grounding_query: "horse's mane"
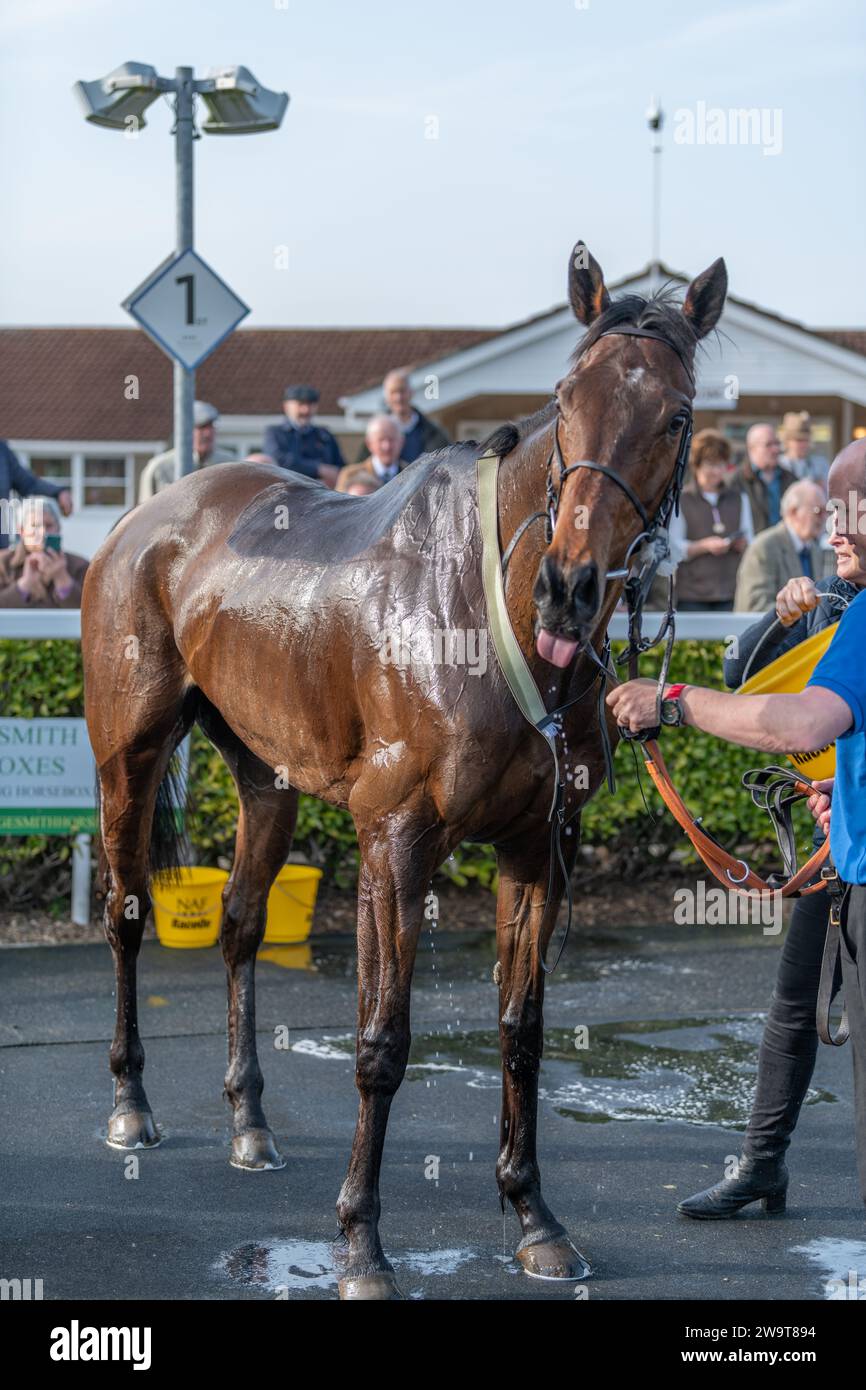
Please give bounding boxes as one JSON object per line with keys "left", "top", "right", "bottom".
{"left": 479, "top": 284, "right": 699, "bottom": 460}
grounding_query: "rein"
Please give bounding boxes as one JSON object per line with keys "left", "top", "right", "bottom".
{"left": 479, "top": 323, "right": 832, "bottom": 979}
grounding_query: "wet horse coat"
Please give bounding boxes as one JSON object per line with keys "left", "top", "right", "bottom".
{"left": 82, "top": 241, "right": 727, "bottom": 1297}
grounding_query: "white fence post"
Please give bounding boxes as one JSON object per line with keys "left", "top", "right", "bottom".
{"left": 71, "top": 833, "right": 91, "bottom": 926}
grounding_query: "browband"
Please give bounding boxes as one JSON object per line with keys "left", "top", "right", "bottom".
{"left": 596, "top": 326, "right": 696, "bottom": 392}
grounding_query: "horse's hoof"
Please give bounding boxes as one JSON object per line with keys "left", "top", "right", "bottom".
{"left": 338, "top": 1272, "right": 403, "bottom": 1301}
{"left": 516, "top": 1236, "right": 591, "bottom": 1281}
{"left": 230, "top": 1128, "right": 286, "bottom": 1171}
{"left": 106, "top": 1108, "right": 161, "bottom": 1150}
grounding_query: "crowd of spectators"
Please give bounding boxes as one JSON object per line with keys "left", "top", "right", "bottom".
{"left": 669, "top": 411, "right": 835, "bottom": 611}
{"left": 0, "top": 379, "right": 841, "bottom": 614}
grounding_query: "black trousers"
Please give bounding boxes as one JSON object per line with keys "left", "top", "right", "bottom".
{"left": 840, "top": 884, "right": 866, "bottom": 1205}
{"left": 743, "top": 889, "right": 835, "bottom": 1160}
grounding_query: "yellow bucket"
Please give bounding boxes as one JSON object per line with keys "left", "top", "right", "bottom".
{"left": 151, "top": 867, "right": 228, "bottom": 949}
{"left": 738, "top": 624, "right": 837, "bottom": 780}
{"left": 264, "top": 865, "right": 322, "bottom": 944}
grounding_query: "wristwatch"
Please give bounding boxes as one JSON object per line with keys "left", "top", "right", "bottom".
{"left": 659, "top": 682, "right": 690, "bottom": 727}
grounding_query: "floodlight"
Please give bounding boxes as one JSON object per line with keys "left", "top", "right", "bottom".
{"left": 73, "top": 61, "right": 162, "bottom": 131}
{"left": 198, "top": 66, "right": 289, "bottom": 134}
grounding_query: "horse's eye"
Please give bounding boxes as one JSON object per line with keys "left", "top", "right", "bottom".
{"left": 668, "top": 413, "right": 687, "bottom": 435}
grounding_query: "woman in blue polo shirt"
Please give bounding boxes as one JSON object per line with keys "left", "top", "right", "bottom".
{"left": 608, "top": 438, "right": 866, "bottom": 1211}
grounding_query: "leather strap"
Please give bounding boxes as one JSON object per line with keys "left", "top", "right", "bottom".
{"left": 642, "top": 738, "right": 830, "bottom": 897}
{"left": 817, "top": 866, "right": 849, "bottom": 1045}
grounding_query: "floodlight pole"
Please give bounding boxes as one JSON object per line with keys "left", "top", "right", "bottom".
{"left": 174, "top": 67, "right": 195, "bottom": 480}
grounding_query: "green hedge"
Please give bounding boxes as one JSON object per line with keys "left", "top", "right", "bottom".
{"left": 0, "top": 638, "right": 807, "bottom": 909}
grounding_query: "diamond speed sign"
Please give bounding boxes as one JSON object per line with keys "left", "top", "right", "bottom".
{"left": 123, "top": 249, "right": 250, "bottom": 370}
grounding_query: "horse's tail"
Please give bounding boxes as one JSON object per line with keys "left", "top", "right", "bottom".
{"left": 93, "top": 748, "right": 189, "bottom": 899}
{"left": 148, "top": 753, "right": 189, "bottom": 878}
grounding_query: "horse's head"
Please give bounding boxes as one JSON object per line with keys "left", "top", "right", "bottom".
{"left": 533, "top": 242, "right": 727, "bottom": 666}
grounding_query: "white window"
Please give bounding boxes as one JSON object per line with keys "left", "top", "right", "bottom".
{"left": 10, "top": 442, "right": 164, "bottom": 512}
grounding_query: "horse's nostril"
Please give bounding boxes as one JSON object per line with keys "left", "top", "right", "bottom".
{"left": 571, "top": 562, "right": 599, "bottom": 617}
{"left": 533, "top": 554, "right": 565, "bottom": 607}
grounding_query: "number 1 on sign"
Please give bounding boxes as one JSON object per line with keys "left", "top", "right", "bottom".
{"left": 176, "top": 273, "right": 195, "bottom": 325}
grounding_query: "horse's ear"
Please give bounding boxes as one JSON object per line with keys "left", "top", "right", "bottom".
{"left": 682, "top": 257, "right": 728, "bottom": 339}
{"left": 569, "top": 242, "right": 611, "bottom": 325}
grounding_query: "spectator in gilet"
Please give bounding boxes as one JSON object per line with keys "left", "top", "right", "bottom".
{"left": 0, "top": 498, "right": 88, "bottom": 608}
{"left": 780, "top": 411, "right": 829, "bottom": 492}
{"left": 739, "top": 423, "right": 796, "bottom": 533}
{"left": 356, "top": 370, "right": 449, "bottom": 465}
{"left": 669, "top": 430, "right": 753, "bottom": 610}
{"left": 734, "top": 480, "right": 827, "bottom": 612}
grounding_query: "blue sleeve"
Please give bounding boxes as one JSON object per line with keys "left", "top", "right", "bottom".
{"left": 328, "top": 433, "right": 346, "bottom": 470}
{"left": 262, "top": 425, "right": 287, "bottom": 466}
{"left": 807, "top": 596, "right": 866, "bottom": 733}
{"left": 6, "top": 444, "right": 63, "bottom": 500}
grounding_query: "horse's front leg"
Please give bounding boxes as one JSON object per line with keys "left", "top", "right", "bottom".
{"left": 335, "top": 811, "right": 444, "bottom": 1301}
{"left": 494, "top": 836, "right": 591, "bottom": 1281}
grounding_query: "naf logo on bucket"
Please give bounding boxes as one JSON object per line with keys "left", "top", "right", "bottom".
{"left": 49, "top": 1321, "right": 152, "bottom": 1371}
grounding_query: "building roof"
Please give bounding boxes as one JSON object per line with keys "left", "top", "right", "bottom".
{"left": 2, "top": 267, "right": 864, "bottom": 442}
{"left": 0, "top": 325, "right": 497, "bottom": 441}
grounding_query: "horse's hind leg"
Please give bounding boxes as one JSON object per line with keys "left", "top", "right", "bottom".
{"left": 197, "top": 701, "right": 298, "bottom": 1171}
{"left": 494, "top": 836, "right": 591, "bottom": 1281}
{"left": 99, "top": 720, "right": 188, "bottom": 1150}
{"left": 335, "top": 809, "right": 446, "bottom": 1300}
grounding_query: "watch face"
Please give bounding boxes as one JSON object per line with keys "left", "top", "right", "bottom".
{"left": 660, "top": 698, "right": 680, "bottom": 726}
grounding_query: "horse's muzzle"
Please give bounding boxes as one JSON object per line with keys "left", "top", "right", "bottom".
{"left": 533, "top": 556, "right": 599, "bottom": 666}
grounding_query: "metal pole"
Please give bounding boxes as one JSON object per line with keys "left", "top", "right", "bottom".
{"left": 174, "top": 66, "right": 195, "bottom": 479}
{"left": 651, "top": 135, "right": 662, "bottom": 279}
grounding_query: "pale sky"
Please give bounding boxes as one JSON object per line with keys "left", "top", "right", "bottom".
{"left": 2, "top": 0, "right": 864, "bottom": 329}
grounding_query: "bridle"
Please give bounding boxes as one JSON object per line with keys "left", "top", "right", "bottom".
{"left": 490, "top": 324, "right": 837, "bottom": 995}
{"left": 502, "top": 326, "right": 696, "bottom": 786}
{"left": 496, "top": 325, "right": 697, "bottom": 970}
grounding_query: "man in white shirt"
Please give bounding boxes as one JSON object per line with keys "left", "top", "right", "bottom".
{"left": 339, "top": 415, "right": 404, "bottom": 489}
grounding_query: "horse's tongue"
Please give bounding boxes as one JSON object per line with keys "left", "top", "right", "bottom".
{"left": 536, "top": 629, "right": 579, "bottom": 668}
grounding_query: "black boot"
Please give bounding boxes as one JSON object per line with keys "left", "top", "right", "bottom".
{"left": 677, "top": 1155, "right": 788, "bottom": 1219}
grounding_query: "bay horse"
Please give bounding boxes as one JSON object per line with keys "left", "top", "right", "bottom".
{"left": 81, "top": 242, "right": 726, "bottom": 1299}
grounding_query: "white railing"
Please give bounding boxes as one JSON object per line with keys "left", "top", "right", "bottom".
{"left": 0, "top": 609, "right": 763, "bottom": 641}
{"left": 0, "top": 607, "right": 763, "bottom": 925}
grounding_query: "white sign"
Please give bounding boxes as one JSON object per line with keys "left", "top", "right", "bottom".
{"left": 123, "top": 248, "right": 250, "bottom": 370}
{"left": 0, "top": 718, "right": 96, "bottom": 835}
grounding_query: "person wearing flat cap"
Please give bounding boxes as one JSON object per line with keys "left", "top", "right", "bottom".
{"left": 263, "top": 386, "right": 345, "bottom": 488}
{"left": 138, "top": 401, "right": 235, "bottom": 502}
{"left": 781, "top": 411, "right": 830, "bottom": 491}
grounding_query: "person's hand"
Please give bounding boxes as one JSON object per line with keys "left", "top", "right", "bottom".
{"left": 606, "top": 678, "right": 662, "bottom": 733}
{"left": 776, "top": 575, "right": 818, "bottom": 627}
{"left": 806, "top": 777, "right": 833, "bottom": 836}
{"left": 38, "top": 548, "right": 71, "bottom": 590}
{"left": 696, "top": 535, "right": 731, "bottom": 556}
{"left": 56, "top": 489, "right": 73, "bottom": 516}
{"left": 318, "top": 464, "right": 339, "bottom": 489}
{"left": 730, "top": 535, "right": 747, "bottom": 554}
{"left": 17, "top": 552, "right": 47, "bottom": 598}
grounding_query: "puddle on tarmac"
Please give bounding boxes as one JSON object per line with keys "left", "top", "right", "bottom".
{"left": 791, "top": 1238, "right": 866, "bottom": 1299}
{"left": 217, "top": 1238, "right": 477, "bottom": 1297}
{"left": 304, "top": 929, "right": 679, "bottom": 986}
{"left": 285, "top": 1014, "right": 837, "bottom": 1128}
{"left": 407, "top": 1016, "right": 835, "bottom": 1127}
